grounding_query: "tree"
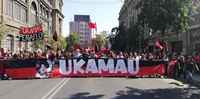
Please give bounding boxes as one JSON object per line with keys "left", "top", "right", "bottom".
{"left": 111, "top": 27, "right": 119, "bottom": 35}
{"left": 111, "top": 24, "right": 127, "bottom": 51}
{"left": 57, "top": 36, "right": 67, "bottom": 50}
{"left": 138, "top": 0, "right": 192, "bottom": 34}
{"left": 108, "top": 27, "right": 119, "bottom": 49}
{"left": 126, "top": 23, "right": 142, "bottom": 51}
{"left": 45, "top": 33, "right": 67, "bottom": 51}
{"left": 67, "top": 32, "right": 79, "bottom": 48}
{"left": 33, "top": 31, "right": 48, "bottom": 50}
{"left": 34, "top": 39, "right": 44, "bottom": 50}
{"left": 110, "top": 0, "right": 196, "bottom": 52}
{"left": 93, "top": 32, "right": 107, "bottom": 49}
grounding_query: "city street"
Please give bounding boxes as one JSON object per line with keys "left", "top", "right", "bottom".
{"left": 0, "top": 78, "right": 200, "bottom": 99}
{"left": 1, "top": 0, "right": 200, "bottom": 99}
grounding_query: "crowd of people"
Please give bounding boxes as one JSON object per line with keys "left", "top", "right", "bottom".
{"left": 1, "top": 47, "right": 200, "bottom": 80}
{"left": 169, "top": 53, "right": 200, "bottom": 81}
{"left": 0, "top": 47, "right": 200, "bottom": 65}
{"left": 0, "top": 47, "right": 169, "bottom": 60}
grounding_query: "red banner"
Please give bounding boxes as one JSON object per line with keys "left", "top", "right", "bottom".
{"left": 18, "top": 24, "right": 43, "bottom": 42}
{"left": 19, "top": 24, "right": 43, "bottom": 35}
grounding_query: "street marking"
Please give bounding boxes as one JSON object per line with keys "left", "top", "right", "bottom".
{"left": 48, "top": 78, "right": 70, "bottom": 99}
{"left": 41, "top": 78, "right": 70, "bottom": 99}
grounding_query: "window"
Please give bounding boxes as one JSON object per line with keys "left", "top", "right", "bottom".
{"left": 48, "top": 0, "right": 52, "bottom": 5}
{"left": 5, "top": 0, "right": 13, "bottom": 17}
{"left": 21, "top": 0, "right": 27, "bottom": 3}
{"left": 40, "top": 5, "right": 43, "bottom": 15}
{"left": 1, "top": 35, "right": 14, "bottom": 52}
{"left": 30, "top": 2, "right": 37, "bottom": 25}
{"left": 14, "top": 2, "right": 21, "bottom": 20}
{"left": 21, "top": 7, "right": 27, "bottom": 23}
{"left": 43, "top": 8, "right": 45, "bottom": 17}
{"left": 42, "top": 21, "right": 48, "bottom": 32}
{"left": 59, "top": 1, "right": 62, "bottom": 11}
{"left": 46, "top": 11, "right": 49, "bottom": 18}
{"left": 59, "top": 19, "right": 62, "bottom": 34}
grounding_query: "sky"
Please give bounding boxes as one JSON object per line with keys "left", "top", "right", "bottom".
{"left": 62, "top": 0, "right": 123, "bottom": 37}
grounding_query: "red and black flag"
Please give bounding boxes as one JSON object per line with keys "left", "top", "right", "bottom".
{"left": 155, "top": 39, "right": 164, "bottom": 50}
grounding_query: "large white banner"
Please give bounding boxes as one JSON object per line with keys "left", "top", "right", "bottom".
{"left": 59, "top": 58, "right": 140, "bottom": 76}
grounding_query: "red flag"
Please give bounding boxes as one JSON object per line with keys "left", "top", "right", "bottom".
{"left": 88, "top": 22, "right": 96, "bottom": 29}
{"left": 155, "top": 40, "right": 164, "bottom": 50}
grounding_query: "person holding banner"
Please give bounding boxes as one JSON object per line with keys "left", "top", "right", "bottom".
{"left": 0, "top": 51, "right": 4, "bottom": 59}
{"left": 73, "top": 49, "right": 82, "bottom": 58}
{"left": 117, "top": 52, "right": 124, "bottom": 58}
{"left": 46, "top": 49, "right": 55, "bottom": 73}
{"left": 35, "top": 49, "right": 48, "bottom": 79}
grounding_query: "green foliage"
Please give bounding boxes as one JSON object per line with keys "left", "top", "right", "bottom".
{"left": 111, "top": 0, "right": 194, "bottom": 52}
{"left": 94, "top": 32, "right": 107, "bottom": 48}
{"left": 138, "top": 0, "right": 192, "bottom": 33}
{"left": 43, "top": 32, "right": 49, "bottom": 38}
{"left": 111, "top": 23, "right": 143, "bottom": 52}
{"left": 33, "top": 31, "right": 48, "bottom": 50}
{"left": 33, "top": 31, "right": 67, "bottom": 51}
{"left": 34, "top": 39, "right": 44, "bottom": 49}
{"left": 67, "top": 32, "right": 79, "bottom": 48}
{"left": 111, "top": 25, "right": 128, "bottom": 51}
{"left": 111, "top": 27, "right": 119, "bottom": 34}
{"left": 57, "top": 36, "right": 67, "bottom": 50}
{"left": 126, "top": 23, "right": 142, "bottom": 51}
{"left": 46, "top": 34, "right": 67, "bottom": 51}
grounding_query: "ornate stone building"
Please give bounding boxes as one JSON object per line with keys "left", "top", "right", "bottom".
{"left": 119, "top": 0, "right": 140, "bottom": 29}
{"left": 119, "top": 0, "right": 200, "bottom": 54}
{"left": 187, "top": 12, "right": 200, "bottom": 54}
{"left": 0, "top": 0, "right": 64, "bottom": 52}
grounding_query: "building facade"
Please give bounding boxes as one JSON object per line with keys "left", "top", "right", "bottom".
{"left": 119, "top": 0, "right": 140, "bottom": 29}
{"left": 118, "top": 0, "right": 200, "bottom": 54}
{"left": 0, "top": 0, "right": 64, "bottom": 52}
{"left": 69, "top": 15, "right": 92, "bottom": 47}
{"left": 187, "top": 13, "right": 200, "bottom": 54}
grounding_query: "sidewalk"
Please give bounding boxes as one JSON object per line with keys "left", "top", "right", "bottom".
{"left": 192, "top": 73, "right": 200, "bottom": 87}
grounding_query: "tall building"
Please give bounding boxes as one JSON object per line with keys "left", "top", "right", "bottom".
{"left": 0, "top": 0, "right": 64, "bottom": 52}
{"left": 69, "top": 15, "right": 92, "bottom": 47}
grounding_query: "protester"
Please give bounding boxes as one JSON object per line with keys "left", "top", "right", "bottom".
{"left": 73, "top": 49, "right": 82, "bottom": 58}
{"left": 35, "top": 49, "right": 48, "bottom": 79}
{"left": 1, "top": 46, "right": 200, "bottom": 80}
{"left": 0, "top": 51, "right": 4, "bottom": 59}
{"left": 117, "top": 52, "right": 124, "bottom": 58}
{"left": 46, "top": 49, "right": 55, "bottom": 73}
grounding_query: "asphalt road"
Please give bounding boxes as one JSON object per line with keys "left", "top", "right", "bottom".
{"left": 0, "top": 78, "right": 200, "bottom": 99}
